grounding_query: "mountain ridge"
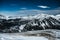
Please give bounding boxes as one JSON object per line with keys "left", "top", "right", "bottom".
{"left": 0, "top": 13, "right": 60, "bottom": 32}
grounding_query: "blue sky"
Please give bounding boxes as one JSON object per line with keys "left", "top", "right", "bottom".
{"left": 0, "top": 0, "right": 60, "bottom": 16}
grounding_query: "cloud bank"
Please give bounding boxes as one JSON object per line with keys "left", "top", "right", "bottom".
{"left": 38, "top": 6, "right": 50, "bottom": 8}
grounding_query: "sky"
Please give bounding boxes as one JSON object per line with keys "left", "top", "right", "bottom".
{"left": 0, "top": 0, "right": 60, "bottom": 16}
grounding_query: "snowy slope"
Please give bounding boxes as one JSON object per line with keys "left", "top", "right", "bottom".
{"left": 0, "top": 34, "right": 48, "bottom": 40}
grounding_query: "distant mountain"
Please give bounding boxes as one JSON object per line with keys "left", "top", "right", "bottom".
{"left": 0, "top": 13, "right": 60, "bottom": 33}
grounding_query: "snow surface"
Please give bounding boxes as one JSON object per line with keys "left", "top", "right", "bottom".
{"left": 0, "top": 34, "right": 48, "bottom": 40}
{"left": 0, "top": 30, "right": 60, "bottom": 40}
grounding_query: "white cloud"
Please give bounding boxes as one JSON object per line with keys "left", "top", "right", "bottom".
{"left": 20, "top": 8, "right": 27, "bottom": 10}
{"left": 38, "top": 6, "right": 50, "bottom": 8}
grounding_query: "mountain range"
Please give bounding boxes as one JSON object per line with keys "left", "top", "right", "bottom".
{"left": 0, "top": 13, "right": 60, "bottom": 33}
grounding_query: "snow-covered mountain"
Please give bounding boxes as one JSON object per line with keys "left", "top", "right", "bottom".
{"left": 0, "top": 13, "right": 60, "bottom": 33}
{"left": 18, "top": 13, "right": 60, "bottom": 20}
